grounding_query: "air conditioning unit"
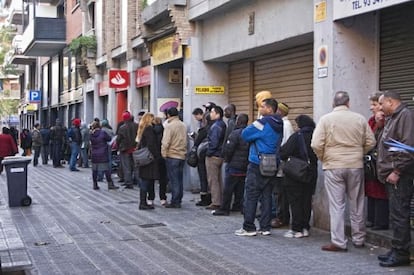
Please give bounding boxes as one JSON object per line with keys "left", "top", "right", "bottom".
{"left": 168, "top": 68, "right": 182, "bottom": 83}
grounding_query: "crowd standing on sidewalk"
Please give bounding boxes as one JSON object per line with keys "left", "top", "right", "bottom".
{"left": 3, "top": 89, "right": 413, "bottom": 269}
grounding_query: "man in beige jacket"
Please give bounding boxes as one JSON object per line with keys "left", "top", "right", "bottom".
{"left": 311, "top": 91, "right": 376, "bottom": 252}
{"left": 162, "top": 107, "right": 187, "bottom": 208}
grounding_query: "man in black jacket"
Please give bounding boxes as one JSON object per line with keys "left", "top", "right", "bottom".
{"left": 205, "top": 106, "right": 226, "bottom": 210}
{"left": 213, "top": 113, "right": 249, "bottom": 216}
{"left": 50, "top": 119, "right": 66, "bottom": 168}
{"left": 377, "top": 90, "right": 414, "bottom": 267}
{"left": 116, "top": 111, "right": 138, "bottom": 189}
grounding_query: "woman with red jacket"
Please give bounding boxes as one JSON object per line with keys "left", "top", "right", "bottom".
{"left": 0, "top": 127, "right": 18, "bottom": 174}
{"left": 365, "top": 92, "right": 389, "bottom": 230}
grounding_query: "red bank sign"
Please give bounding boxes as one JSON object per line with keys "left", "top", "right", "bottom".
{"left": 136, "top": 66, "right": 151, "bottom": 87}
{"left": 108, "top": 70, "right": 129, "bottom": 89}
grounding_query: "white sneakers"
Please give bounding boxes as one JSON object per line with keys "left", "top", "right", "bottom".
{"left": 235, "top": 229, "right": 271, "bottom": 236}
{"left": 258, "top": 230, "right": 271, "bottom": 236}
{"left": 284, "top": 229, "right": 310, "bottom": 238}
{"left": 235, "top": 228, "right": 309, "bottom": 238}
{"left": 284, "top": 230, "right": 304, "bottom": 238}
{"left": 234, "top": 229, "right": 257, "bottom": 236}
{"left": 160, "top": 200, "right": 166, "bottom": 206}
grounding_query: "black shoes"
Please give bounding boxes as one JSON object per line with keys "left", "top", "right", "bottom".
{"left": 139, "top": 204, "right": 154, "bottom": 210}
{"left": 124, "top": 185, "right": 133, "bottom": 189}
{"left": 195, "top": 200, "right": 210, "bottom": 206}
{"left": 165, "top": 203, "right": 181, "bottom": 208}
{"left": 379, "top": 256, "right": 410, "bottom": 267}
{"left": 371, "top": 226, "right": 389, "bottom": 231}
{"left": 378, "top": 250, "right": 411, "bottom": 267}
{"left": 378, "top": 251, "right": 391, "bottom": 262}
{"left": 108, "top": 185, "right": 119, "bottom": 190}
{"left": 212, "top": 209, "right": 229, "bottom": 216}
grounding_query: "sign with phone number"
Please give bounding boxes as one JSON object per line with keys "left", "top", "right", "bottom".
{"left": 333, "top": 0, "right": 411, "bottom": 20}
{"left": 195, "top": 86, "right": 225, "bottom": 94}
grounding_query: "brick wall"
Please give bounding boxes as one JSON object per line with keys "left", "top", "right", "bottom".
{"left": 104, "top": 0, "right": 115, "bottom": 68}
{"left": 169, "top": 5, "right": 194, "bottom": 45}
{"left": 66, "top": 1, "right": 83, "bottom": 43}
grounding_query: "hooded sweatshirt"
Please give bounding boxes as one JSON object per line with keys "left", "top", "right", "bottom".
{"left": 242, "top": 114, "right": 284, "bottom": 165}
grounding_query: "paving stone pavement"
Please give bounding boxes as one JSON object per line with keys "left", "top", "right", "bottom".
{"left": 0, "top": 162, "right": 412, "bottom": 274}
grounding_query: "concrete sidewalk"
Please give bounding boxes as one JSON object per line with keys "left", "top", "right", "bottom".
{"left": 0, "top": 162, "right": 412, "bottom": 274}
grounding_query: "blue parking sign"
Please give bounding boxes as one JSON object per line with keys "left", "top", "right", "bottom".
{"left": 29, "top": 90, "right": 41, "bottom": 102}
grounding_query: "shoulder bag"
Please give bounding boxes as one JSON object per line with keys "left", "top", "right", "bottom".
{"left": 364, "top": 149, "right": 377, "bottom": 181}
{"left": 187, "top": 146, "right": 198, "bottom": 167}
{"left": 133, "top": 147, "right": 154, "bottom": 167}
{"left": 254, "top": 142, "right": 278, "bottom": 177}
{"left": 282, "top": 132, "right": 311, "bottom": 183}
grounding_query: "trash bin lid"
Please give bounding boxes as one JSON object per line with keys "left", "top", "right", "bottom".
{"left": 2, "top": 156, "right": 32, "bottom": 165}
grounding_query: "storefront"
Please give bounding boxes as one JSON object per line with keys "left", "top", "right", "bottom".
{"left": 150, "top": 34, "right": 184, "bottom": 117}
{"left": 136, "top": 65, "right": 151, "bottom": 112}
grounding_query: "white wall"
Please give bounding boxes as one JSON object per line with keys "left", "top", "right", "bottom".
{"left": 194, "top": 0, "right": 313, "bottom": 61}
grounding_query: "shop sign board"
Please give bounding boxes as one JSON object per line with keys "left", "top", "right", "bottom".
{"left": 333, "top": 0, "right": 411, "bottom": 20}
{"left": 195, "top": 86, "right": 225, "bottom": 94}
{"left": 108, "top": 70, "right": 129, "bottom": 89}
{"left": 26, "top": 103, "right": 38, "bottom": 111}
{"left": 136, "top": 66, "right": 151, "bottom": 88}
{"left": 152, "top": 34, "right": 183, "bottom": 66}
{"left": 315, "top": 1, "right": 327, "bottom": 23}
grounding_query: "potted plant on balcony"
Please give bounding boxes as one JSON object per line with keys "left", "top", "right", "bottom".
{"left": 69, "top": 35, "right": 96, "bottom": 58}
{"left": 69, "top": 35, "right": 97, "bottom": 81}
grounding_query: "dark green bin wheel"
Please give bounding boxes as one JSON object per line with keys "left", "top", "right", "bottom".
{"left": 21, "top": 196, "right": 32, "bottom": 206}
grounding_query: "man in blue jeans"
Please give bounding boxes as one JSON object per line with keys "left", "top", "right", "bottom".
{"left": 161, "top": 107, "right": 187, "bottom": 208}
{"left": 235, "top": 98, "right": 283, "bottom": 236}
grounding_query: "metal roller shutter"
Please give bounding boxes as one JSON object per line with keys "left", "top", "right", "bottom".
{"left": 229, "top": 62, "right": 253, "bottom": 120}
{"left": 228, "top": 43, "right": 313, "bottom": 124}
{"left": 254, "top": 44, "right": 314, "bottom": 122}
{"left": 380, "top": 2, "right": 414, "bottom": 109}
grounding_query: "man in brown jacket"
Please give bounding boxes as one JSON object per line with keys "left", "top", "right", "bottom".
{"left": 311, "top": 91, "right": 376, "bottom": 252}
{"left": 376, "top": 90, "right": 414, "bottom": 267}
{"left": 162, "top": 107, "right": 187, "bottom": 208}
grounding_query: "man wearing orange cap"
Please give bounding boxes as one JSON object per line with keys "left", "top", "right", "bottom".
{"left": 67, "top": 118, "right": 82, "bottom": 171}
{"left": 255, "top": 91, "right": 272, "bottom": 118}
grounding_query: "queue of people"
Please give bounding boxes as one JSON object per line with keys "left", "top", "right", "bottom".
{"left": 1, "top": 89, "right": 412, "bottom": 269}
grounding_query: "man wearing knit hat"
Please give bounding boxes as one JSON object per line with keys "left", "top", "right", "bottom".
{"left": 67, "top": 118, "right": 82, "bottom": 171}
{"left": 271, "top": 102, "right": 294, "bottom": 229}
{"left": 116, "top": 111, "right": 138, "bottom": 189}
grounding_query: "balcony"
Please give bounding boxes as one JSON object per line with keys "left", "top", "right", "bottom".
{"left": 142, "top": 0, "right": 186, "bottom": 25}
{"left": 7, "top": 2, "right": 23, "bottom": 25}
{"left": 7, "top": 35, "right": 36, "bottom": 65}
{"left": 20, "top": 17, "right": 66, "bottom": 57}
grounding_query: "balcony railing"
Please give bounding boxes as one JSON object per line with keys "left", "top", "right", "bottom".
{"left": 20, "top": 17, "right": 66, "bottom": 57}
